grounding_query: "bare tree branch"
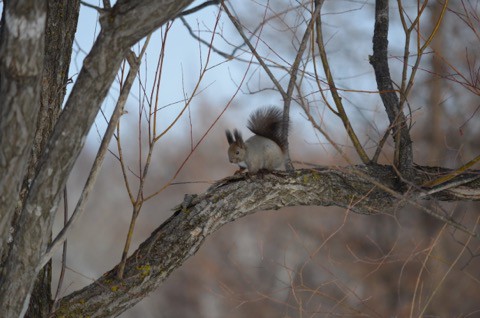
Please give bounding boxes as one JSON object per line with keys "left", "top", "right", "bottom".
{"left": 315, "top": 0, "right": 371, "bottom": 164}
{"left": 223, "top": 1, "right": 322, "bottom": 171}
{"left": 369, "top": 0, "right": 413, "bottom": 180}
{"left": 0, "top": 1, "right": 195, "bottom": 317}
{"left": 177, "top": 0, "right": 220, "bottom": 18}
{"left": 222, "top": 3, "right": 287, "bottom": 100}
{"left": 280, "top": 1, "right": 323, "bottom": 171}
{"left": 52, "top": 165, "right": 480, "bottom": 317}
{"left": 38, "top": 39, "right": 151, "bottom": 273}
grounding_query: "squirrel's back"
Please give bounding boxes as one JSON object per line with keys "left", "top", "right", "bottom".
{"left": 245, "top": 135, "right": 285, "bottom": 172}
{"left": 247, "top": 107, "right": 287, "bottom": 151}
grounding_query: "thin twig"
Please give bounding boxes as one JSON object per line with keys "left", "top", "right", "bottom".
{"left": 345, "top": 167, "right": 479, "bottom": 238}
{"left": 418, "top": 216, "right": 479, "bottom": 317}
{"left": 315, "top": 0, "right": 370, "bottom": 164}
{"left": 117, "top": 9, "right": 224, "bottom": 278}
{"left": 144, "top": 11, "right": 259, "bottom": 202}
{"left": 222, "top": 2, "right": 288, "bottom": 100}
{"left": 310, "top": 32, "right": 339, "bottom": 116}
{"left": 180, "top": 16, "right": 233, "bottom": 59}
{"left": 80, "top": 1, "right": 108, "bottom": 12}
{"left": 422, "top": 154, "right": 480, "bottom": 188}
{"left": 38, "top": 37, "right": 151, "bottom": 271}
{"left": 397, "top": 0, "right": 449, "bottom": 111}
{"left": 223, "top": 1, "right": 321, "bottom": 170}
{"left": 280, "top": 1, "right": 323, "bottom": 171}
{"left": 419, "top": 174, "right": 480, "bottom": 198}
{"left": 371, "top": 125, "right": 392, "bottom": 163}
{"left": 409, "top": 222, "right": 447, "bottom": 318}
{"left": 117, "top": 29, "right": 170, "bottom": 279}
{"left": 295, "top": 82, "right": 350, "bottom": 164}
{"left": 176, "top": 0, "right": 220, "bottom": 18}
{"left": 49, "top": 187, "right": 69, "bottom": 315}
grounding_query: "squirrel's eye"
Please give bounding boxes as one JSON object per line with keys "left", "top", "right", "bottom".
{"left": 236, "top": 151, "right": 240, "bottom": 155}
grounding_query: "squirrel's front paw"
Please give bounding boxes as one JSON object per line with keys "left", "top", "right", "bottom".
{"left": 233, "top": 167, "right": 246, "bottom": 175}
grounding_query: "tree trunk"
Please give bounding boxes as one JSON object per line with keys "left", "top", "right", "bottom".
{"left": 0, "top": 0, "right": 47, "bottom": 258}
{"left": 23, "top": 2, "right": 81, "bottom": 316}
{"left": 0, "top": 1, "right": 195, "bottom": 317}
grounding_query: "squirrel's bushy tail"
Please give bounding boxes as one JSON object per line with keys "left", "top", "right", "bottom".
{"left": 247, "top": 106, "right": 288, "bottom": 151}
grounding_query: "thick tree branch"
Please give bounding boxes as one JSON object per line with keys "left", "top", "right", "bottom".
{"left": 24, "top": 2, "right": 80, "bottom": 316}
{"left": 369, "top": 0, "right": 413, "bottom": 180}
{"left": 53, "top": 165, "right": 480, "bottom": 317}
{"left": 0, "top": 1, "right": 195, "bottom": 317}
{"left": 0, "top": 0, "right": 47, "bottom": 258}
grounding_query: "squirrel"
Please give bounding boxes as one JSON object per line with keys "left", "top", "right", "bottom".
{"left": 225, "top": 106, "right": 288, "bottom": 173}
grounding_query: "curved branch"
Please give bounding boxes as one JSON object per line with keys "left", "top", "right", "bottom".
{"left": 53, "top": 165, "right": 480, "bottom": 317}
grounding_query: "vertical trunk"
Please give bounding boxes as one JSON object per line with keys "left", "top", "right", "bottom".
{"left": 27, "top": 1, "right": 80, "bottom": 316}
{"left": 370, "top": 0, "right": 414, "bottom": 180}
{"left": 0, "top": 0, "right": 47, "bottom": 259}
{"left": 16, "top": 1, "right": 80, "bottom": 316}
{"left": 25, "top": 262, "right": 52, "bottom": 318}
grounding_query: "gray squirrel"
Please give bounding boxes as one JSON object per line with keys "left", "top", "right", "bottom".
{"left": 225, "top": 107, "right": 288, "bottom": 173}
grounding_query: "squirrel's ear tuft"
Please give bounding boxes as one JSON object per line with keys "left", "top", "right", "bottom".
{"left": 226, "top": 130, "right": 234, "bottom": 144}
{"left": 233, "top": 129, "right": 243, "bottom": 144}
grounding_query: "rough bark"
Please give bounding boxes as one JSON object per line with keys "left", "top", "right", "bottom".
{"left": 32, "top": 0, "right": 81, "bottom": 178}
{"left": 23, "top": 1, "right": 81, "bottom": 317}
{"left": 0, "top": 0, "right": 47, "bottom": 261}
{"left": 52, "top": 166, "right": 480, "bottom": 317}
{"left": 25, "top": 261, "right": 52, "bottom": 318}
{"left": 0, "top": 1, "right": 194, "bottom": 317}
{"left": 369, "top": 0, "right": 414, "bottom": 179}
